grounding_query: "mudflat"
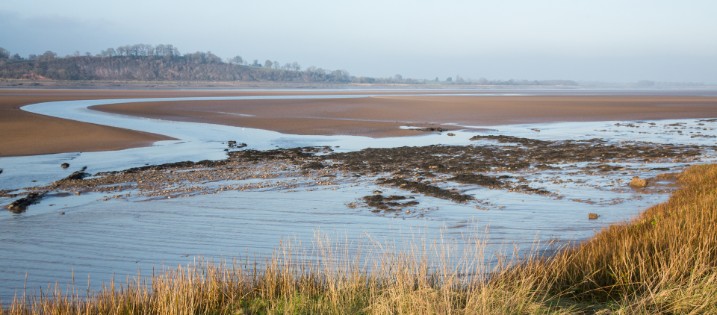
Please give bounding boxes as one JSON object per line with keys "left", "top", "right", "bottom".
{"left": 0, "top": 89, "right": 319, "bottom": 157}
{"left": 96, "top": 95, "right": 717, "bottom": 137}
{"left": 3, "top": 88, "right": 717, "bottom": 156}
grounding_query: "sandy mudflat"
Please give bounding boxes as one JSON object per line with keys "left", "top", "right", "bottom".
{"left": 0, "top": 88, "right": 366, "bottom": 156}
{"left": 0, "top": 89, "right": 268, "bottom": 157}
{"left": 96, "top": 95, "right": 717, "bottom": 137}
{"left": 3, "top": 88, "right": 717, "bottom": 156}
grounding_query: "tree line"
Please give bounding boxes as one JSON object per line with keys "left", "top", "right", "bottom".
{"left": 0, "top": 44, "right": 356, "bottom": 83}
{"left": 0, "top": 44, "right": 577, "bottom": 86}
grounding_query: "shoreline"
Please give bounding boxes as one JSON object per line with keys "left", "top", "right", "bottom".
{"left": 3, "top": 88, "right": 717, "bottom": 310}
{"left": 3, "top": 88, "right": 717, "bottom": 156}
{"left": 3, "top": 163, "right": 715, "bottom": 313}
{"left": 94, "top": 95, "right": 717, "bottom": 138}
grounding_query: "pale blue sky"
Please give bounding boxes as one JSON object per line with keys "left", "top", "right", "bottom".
{"left": 1, "top": 0, "right": 716, "bottom": 82}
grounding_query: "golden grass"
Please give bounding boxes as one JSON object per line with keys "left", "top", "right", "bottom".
{"left": 513, "top": 163, "right": 717, "bottom": 313}
{"left": 3, "top": 164, "right": 717, "bottom": 314}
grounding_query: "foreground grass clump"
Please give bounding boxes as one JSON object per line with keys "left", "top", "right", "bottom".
{"left": 510, "top": 163, "right": 717, "bottom": 313}
{"left": 3, "top": 164, "right": 717, "bottom": 314}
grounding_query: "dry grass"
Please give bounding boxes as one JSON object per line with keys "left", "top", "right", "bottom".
{"left": 3, "top": 164, "right": 717, "bottom": 314}
{"left": 507, "top": 163, "right": 717, "bottom": 313}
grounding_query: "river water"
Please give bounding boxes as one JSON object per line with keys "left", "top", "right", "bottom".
{"left": 1, "top": 91, "right": 716, "bottom": 302}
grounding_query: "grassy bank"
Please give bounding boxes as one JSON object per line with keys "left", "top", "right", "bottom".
{"left": 3, "top": 164, "right": 717, "bottom": 314}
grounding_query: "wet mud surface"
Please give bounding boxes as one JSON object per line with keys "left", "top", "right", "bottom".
{"left": 5, "top": 134, "right": 706, "bottom": 215}
{"left": 5, "top": 92, "right": 717, "bottom": 301}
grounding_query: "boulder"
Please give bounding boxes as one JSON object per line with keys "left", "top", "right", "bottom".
{"left": 629, "top": 176, "right": 648, "bottom": 188}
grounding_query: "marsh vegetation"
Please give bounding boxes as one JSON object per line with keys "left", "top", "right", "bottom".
{"left": 3, "top": 164, "right": 717, "bottom": 314}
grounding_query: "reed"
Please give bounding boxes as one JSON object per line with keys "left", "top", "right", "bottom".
{"left": 503, "top": 163, "right": 717, "bottom": 313}
{"left": 3, "top": 164, "right": 717, "bottom": 314}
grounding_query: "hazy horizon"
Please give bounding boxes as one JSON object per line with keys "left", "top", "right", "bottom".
{"left": 1, "top": 0, "right": 716, "bottom": 83}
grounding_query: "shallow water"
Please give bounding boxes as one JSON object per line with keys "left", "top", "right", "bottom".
{"left": 1, "top": 91, "right": 716, "bottom": 301}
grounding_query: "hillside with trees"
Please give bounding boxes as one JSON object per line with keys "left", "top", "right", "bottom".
{"left": 0, "top": 44, "right": 358, "bottom": 83}
{"left": 0, "top": 44, "right": 577, "bottom": 86}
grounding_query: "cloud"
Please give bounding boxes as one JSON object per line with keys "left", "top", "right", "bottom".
{"left": 0, "top": 10, "right": 133, "bottom": 57}
{"left": 1, "top": 0, "right": 716, "bottom": 82}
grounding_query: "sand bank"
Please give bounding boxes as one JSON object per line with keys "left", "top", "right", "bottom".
{"left": 0, "top": 89, "right": 358, "bottom": 156}
{"left": 96, "top": 95, "right": 717, "bottom": 137}
{"left": 3, "top": 89, "right": 717, "bottom": 156}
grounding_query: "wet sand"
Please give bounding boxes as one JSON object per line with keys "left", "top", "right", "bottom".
{"left": 0, "top": 89, "right": 326, "bottom": 157}
{"left": 3, "top": 89, "right": 717, "bottom": 156}
{"left": 96, "top": 95, "right": 717, "bottom": 137}
{"left": 0, "top": 91, "right": 166, "bottom": 157}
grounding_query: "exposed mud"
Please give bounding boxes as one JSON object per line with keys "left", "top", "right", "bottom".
{"left": 362, "top": 194, "right": 419, "bottom": 212}
{"left": 379, "top": 177, "right": 474, "bottom": 203}
{"left": 449, "top": 173, "right": 508, "bottom": 188}
{"left": 5, "top": 192, "right": 46, "bottom": 213}
{"left": 4, "top": 134, "right": 707, "bottom": 214}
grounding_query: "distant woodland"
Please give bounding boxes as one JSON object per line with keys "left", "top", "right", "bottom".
{"left": 0, "top": 44, "right": 577, "bottom": 85}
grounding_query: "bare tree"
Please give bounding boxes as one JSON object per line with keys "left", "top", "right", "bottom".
{"left": 229, "top": 55, "right": 244, "bottom": 65}
{"left": 0, "top": 47, "right": 9, "bottom": 60}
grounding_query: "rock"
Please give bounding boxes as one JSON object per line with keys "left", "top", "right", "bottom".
{"left": 65, "top": 170, "right": 89, "bottom": 181}
{"left": 61, "top": 162, "right": 70, "bottom": 169}
{"left": 51, "top": 170, "right": 90, "bottom": 188}
{"left": 588, "top": 213, "right": 599, "bottom": 220}
{"left": 6, "top": 192, "right": 46, "bottom": 213}
{"left": 227, "top": 141, "right": 247, "bottom": 149}
{"left": 629, "top": 176, "right": 648, "bottom": 188}
{"left": 417, "top": 127, "right": 446, "bottom": 133}
{"left": 447, "top": 133, "right": 456, "bottom": 137}
{"left": 450, "top": 173, "right": 504, "bottom": 188}
{"left": 301, "top": 161, "right": 325, "bottom": 170}
{"left": 0, "top": 168, "right": 3, "bottom": 175}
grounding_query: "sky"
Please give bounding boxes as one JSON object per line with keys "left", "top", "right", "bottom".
{"left": 1, "top": 0, "right": 716, "bottom": 83}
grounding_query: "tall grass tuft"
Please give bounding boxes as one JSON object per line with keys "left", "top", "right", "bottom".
{"left": 502, "top": 164, "right": 717, "bottom": 312}
{"left": 3, "top": 164, "right": 717, "bottom": 314}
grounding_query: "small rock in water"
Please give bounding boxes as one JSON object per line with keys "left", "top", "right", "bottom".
{"left": 61, "top": 162, "right": 70, "bottom": 169}
{"left": 6, "top": 192, "right": 46, "bottom": 213}
{"left": 0, "top": 168, "right": 3, "bottom": 175}
{"left": 447, "top": 133, "right": 456, "bottom": 137}
{"left": 227, "top": 141, "right": 247, "bottom": 149}
{"left": 629, "top": 176, "right": 648, "bottom": 188}
{"left": 588, "top": 213, "right": 599, "bottom": 220}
